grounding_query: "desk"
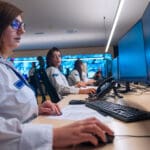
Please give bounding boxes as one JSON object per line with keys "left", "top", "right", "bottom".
{"left": 32, "top": 94, "right": 150, "bottom": 150}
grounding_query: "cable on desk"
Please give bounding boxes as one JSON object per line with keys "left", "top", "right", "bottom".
{"left": 115, "top": 134, "right": 150, "bottom": 138}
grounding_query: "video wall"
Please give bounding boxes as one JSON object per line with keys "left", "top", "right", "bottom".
{"left": 10, "top": 53, "right": 112, "bottom": 79}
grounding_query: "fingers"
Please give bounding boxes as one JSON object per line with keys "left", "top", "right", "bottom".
{"left": 53, "top": 117, "right": 114, "bottom": 148}
{"left": 54, "top": 104, "right": 62, "bottom": 115}
{"left": 70, "top": 117, "right": 114, "bottom": 138}
{"left": 48, "top": 103, "right": 62, "bottom": 115}
{"left": 95, "top": 120, "right": 114, "bottom": 136}
{"left": 68, "top": 119, "right": 109, "bottom": 146}
{"left": 73, "top": 132, "right": 98, "bottom": 146}
{"left": 88, "top": 88, "right": 96, "bottom": 94}
{"left": 39, "top": 107, "right": 52, "bottom": 115}
{"left": 40, "top": 106, "right": 61, "bottom": 115}
{"left": 76, "top": 81, "right": 86, "bottom": 87}
{"left": 80, "top": 88, "right": 96, "bottom": 94}
{"left": 90, "top": 118, "right": 114, "bottom": 135}
{"left": 54, "top": 126, "right": 99, "bottom": 148}
{"left": 64, "top": 118, "right": 110, "bottom": 144}
{"left": 82, "top": 117, "right": 114, "bottom": 135}
{"left": 40, "top": 101, "right": 62, "bottom": 115}
{"left": 80, "top": 123, "right": 106, "bottom": 142}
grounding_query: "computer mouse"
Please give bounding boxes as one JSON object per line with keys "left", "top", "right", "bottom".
{"left": 69, "top": 100, "right": 85, "bottom": 105}
{"left": 81, "top": 133, "right": 114, "bottom": 146}
{"left": 104, "top": 133, "right": 114, "bottom": 143}
{"left": 95, "top": 133, "right": 114, "bottom": 145}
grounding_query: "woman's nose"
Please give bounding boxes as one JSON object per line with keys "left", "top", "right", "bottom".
{"left": 17, "top": 26, "right": 26, "bottom": 35}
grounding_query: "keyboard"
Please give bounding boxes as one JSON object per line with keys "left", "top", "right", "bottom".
{"left": 86, "top": 100, "right": 150, "bottom": 122}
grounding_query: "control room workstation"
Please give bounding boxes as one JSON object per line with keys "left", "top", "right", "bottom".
{"left": 33, "top": 90, "right": 150, "bottom": 150}
{"left": 1, "top": 0, "right": 150, "bottom": 150}
{"left": 32, "top": 3, "right": 150, "bottom": 149}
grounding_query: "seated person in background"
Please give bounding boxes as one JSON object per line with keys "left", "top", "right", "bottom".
{"left": 93, "top": 69, "right": 104, "bottom": 86}
{"left": 0, "top": 1, "right": 113, "bottom": 149}
{"left": 28, "top": 62, "right": 38, "bottom": 96}
{"left": 68, "top": 59, "right": 96, "bottom": 87}
{"left": 46, "top": 47, "right": 96, "bottom": 98}
{"left": 93, "top": 69, "right": 103, "bottom": 81}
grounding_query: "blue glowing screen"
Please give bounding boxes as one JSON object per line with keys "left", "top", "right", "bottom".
{"left": 112, "top": 57, "right": 119, "bottom": 80}
{"left": 10, "top": 53, "right": 112, "bottom": 79}
{"left": 118, "top": 21, "right": 147, "bottom": 82}
{"left": 142, "top": 2, "right": 150, "bottom": 82}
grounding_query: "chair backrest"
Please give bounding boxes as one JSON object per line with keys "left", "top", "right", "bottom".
{"left": 34, "top": 69, "right": 46, "bottom": 103}
{"left": 39, "top": 68, "right": 61, "bottom": 103}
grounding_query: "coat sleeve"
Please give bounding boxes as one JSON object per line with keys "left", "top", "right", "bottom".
{"left": 0, "top": 117, "right": 53, "bottom": 150}
{"left": 68, "top": 70, "right": 80, "bottom": 86}
{"left": 46, "top": 67, "right": 79, "bottom": 96}
{"left": 82, "top": 72, "right": 88, "bottom": 82}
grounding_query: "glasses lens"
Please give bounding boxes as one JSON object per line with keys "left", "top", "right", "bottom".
{"left": 10, "top": 19, "right": 25, "bottom": 30}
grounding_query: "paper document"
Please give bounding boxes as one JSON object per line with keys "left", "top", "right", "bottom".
{"left": 48, "top": 104, "right": 112, "bottom": 122}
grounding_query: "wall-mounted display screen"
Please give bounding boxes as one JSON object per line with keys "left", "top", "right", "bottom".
{"left": 10, "top": 53, "right": 112, "bottom": 80}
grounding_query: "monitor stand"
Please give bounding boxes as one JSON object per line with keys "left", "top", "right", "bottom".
{"left": 125, "top": 82, "right": 131, "bottom": 92}
{"left": 118, "top": 82, "right": 135, "bottom": 93}
{"left": 113, "top": 86, "right": 123, "bottom": 98}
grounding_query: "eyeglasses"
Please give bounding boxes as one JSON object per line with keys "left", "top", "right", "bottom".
{"left": 10, "top": 19, "right": 25, "bottom": 30}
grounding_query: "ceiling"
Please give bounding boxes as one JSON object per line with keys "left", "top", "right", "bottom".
{"left": 5, "top": 0, "right": 150, "bottom": 51}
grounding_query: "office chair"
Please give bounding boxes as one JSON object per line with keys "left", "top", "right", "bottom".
{"left": 38, "top": 68, "right": 61, "bottom": 103}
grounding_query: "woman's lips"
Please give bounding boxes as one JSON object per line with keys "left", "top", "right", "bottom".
{"left": 14, "top": 37, "right": 21, "bottom": 42}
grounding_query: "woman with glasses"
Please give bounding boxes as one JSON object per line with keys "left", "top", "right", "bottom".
{"left": 0, "top": 1, "right": 113, "bottom": 150}
{"left": 46, "top": 47, "right": 96, "bottom": 98}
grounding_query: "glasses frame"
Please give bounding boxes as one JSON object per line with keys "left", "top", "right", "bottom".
{"left": 10, "top": 19, "right": 25, "bottom": 30}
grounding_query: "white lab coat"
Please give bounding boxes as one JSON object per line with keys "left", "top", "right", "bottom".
{"left": 0, "top": 57, "right": 53, "bottom": 150}
{"left": 68, "top": 69, "right": 88, "bottom": 86}
{"left": 46, "top": 66, "right": 79, "bottom": 97}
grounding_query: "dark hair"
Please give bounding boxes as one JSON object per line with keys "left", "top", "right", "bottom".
{"left": 0, "top": 1, "right": 23, "bottom": 49}
{"left": 46, "top": 47, "right": 61, "bottom": 68}
{"left": 74, "top": 59, "right": 83, "bottom": 81}
{"left": 37, "top": 56, "right": 45, "bottom": 68}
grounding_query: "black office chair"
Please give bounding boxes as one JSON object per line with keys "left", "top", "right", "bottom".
{"left": 38, "top": 68, "right": 61, "bottom": 103}
{"left": 34, "top": 69, "right": 46, "bottom": 103}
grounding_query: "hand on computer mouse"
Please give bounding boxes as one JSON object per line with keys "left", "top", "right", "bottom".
{"left": 105, "top": 133, "right": 114, "bottom": 143}
{"left": 82, "top": 133, "right": 114, "bottom": 146}
{"left": 96, "top": 133, "right": 114, "bottom": 144}
{"left": 53, "top": 117, "right": 114, "bottom": 148}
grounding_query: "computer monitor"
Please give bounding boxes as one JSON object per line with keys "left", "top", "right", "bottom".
{"left": 118, "top": 21, "right": 148, "bottom": 83}
{"left": 142, "top": 2, "right": 150, "bottom": 83}
{"left": 112, "top": 57, "right": 119, "bottom": 81}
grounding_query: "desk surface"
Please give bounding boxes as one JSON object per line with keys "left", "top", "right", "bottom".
{"left": 33, "top": 93, "right": 150, "bottom": 150}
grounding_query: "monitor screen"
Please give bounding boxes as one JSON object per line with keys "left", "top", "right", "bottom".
{"left": 118, "top": 21, "right": 147, "bottom": 82}
{"left": 142, "top": 2, "right": 150, "bottom": 82}
{"left": 112, "top": 57, "right": 119, "bottom": 81}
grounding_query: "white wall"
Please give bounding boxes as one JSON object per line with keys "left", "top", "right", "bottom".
{"left": 12, "top": 46, "right": 114, "bottom": 58}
